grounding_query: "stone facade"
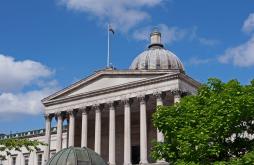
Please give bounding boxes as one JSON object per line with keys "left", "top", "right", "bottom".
{"left": 0, "top": 30, "right": 200, "bottom": 165}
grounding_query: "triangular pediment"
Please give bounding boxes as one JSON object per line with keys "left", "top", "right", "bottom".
{"left": 42, "top": 69, "right": 176, "bottom": 103}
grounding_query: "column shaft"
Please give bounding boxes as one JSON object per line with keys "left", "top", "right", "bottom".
{"left": 109, "top": 103, "right": 116, "bottom": 165}
{"left": 94, "top": 107, "right": 101, "bottom": 154}
{"left": 140, "top": 97, "right": 148, "bottom": 164}
{"left": 174, "top": 91, "right": 181, "bottom": 103}
{"left": 124, "top": 100, "right": 131, "bottom": 165}
{"left": 44, "top": 114, "right": 52, "bottom": 163}
{"left": 68, "top": 111, "right": 75, "bottom": 147}
{"left": 56, "top": 113, "right": 63, "bottom": 152}
{"left": 156, "top": 93, "right": 166, "bottom": 163}
{"left": 81, "top": 109, "right": 88, "bottom": 147}
{"left": 156, "top": 95, "right": 164, "bottom": 143}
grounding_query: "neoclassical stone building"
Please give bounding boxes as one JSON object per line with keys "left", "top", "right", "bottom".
{"left": 0, "top": 30, "right": 200, "bottom": 165}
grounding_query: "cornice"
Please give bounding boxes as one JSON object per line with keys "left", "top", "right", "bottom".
{"left": 42, "top": 69, "right": 173, "bottom": 103}
{"left": 178, "top": 73, "right": 201, "bottom": 88}
{"left": 43, "top": 73, "right": 181, "bottom": 106}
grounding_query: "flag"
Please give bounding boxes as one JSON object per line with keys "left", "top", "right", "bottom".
{"left": 109, "top": 25, "right": 115, "bottom": 34}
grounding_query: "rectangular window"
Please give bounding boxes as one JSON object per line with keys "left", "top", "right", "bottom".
{"left": 24, "top": 154, "right": 29, "bottom": 165}
{"left": 37, "top": 154, "right": 42, "bottom": 165}
{"left": 12, "top": 157, "right": 16, "bottom": 165}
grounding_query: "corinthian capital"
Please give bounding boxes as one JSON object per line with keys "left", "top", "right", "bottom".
{"left": 122, "top": 98, "right": 133, "bottom": 106}
{"left": 55, "top": 112, "right": 62, "bottom": 117}
{"left": 44, "top": 113, "right": 53, "bottom": 120}
{"left": 107, "top": 101, "right": 118, "bottom": 109}
{"left": 93, "top": 104, "right": 104, "bottom": 112}
{"left": 66, "top": 110, "right": 77, "bottom": 117}
{"left": 171, "top": 89, "right": 183, "bottom": 96}
{"left": 81, "top": 107, "right": 89, "bottom": 115}
{"left": 153, "top": 91, "right": 165, "bottom": 99}
{"left": 137, "top": 95, "right": 148, "bottom": 103}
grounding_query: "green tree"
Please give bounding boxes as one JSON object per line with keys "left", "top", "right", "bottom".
{"left": 152, "top": 78, "right": 254, "bottom": 164}
{"left": 0, "top": 138, "right": 44, "bottom": 160}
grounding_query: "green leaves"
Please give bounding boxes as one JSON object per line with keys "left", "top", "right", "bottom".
{"left": 152, "top": 78, "right": 254, "bottom": 164}
{"left": 0, "top": 138, "right": 45, "bottom": 160}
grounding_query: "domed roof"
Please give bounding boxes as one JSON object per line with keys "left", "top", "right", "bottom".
{"left": 129, "top": 29, "right": 184, "bottom": 71}
{"left": 46, "top": 147, "right": 107, "bottom": 165}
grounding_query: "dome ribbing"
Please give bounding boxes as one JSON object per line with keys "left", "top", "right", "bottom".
{"left": 46, "top": 147, "right": 107, "bottom": 165}
{"left": 129, "top": 29, "right": 184, "bottom": 71}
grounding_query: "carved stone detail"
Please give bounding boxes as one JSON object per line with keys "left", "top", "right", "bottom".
{"left": 122, "top": 98, "right": 133, "bottom": 106}
{"left": 55, "top": 112, "right": 62, "bottom": 117}
{"left": 107, "top": 101, "right": 117, "bottom": 109}
{"left": 66, "top": 110, "right": 77, "bottom": 117}
{"left": 55, "top": 112, "right": 63, "bottom": 121}
{"left": 80, "top": 107, "right": 90, "bottom": 115}
{"left": 137, "top": 95, "right": 148, "bottom": 104}
{"left": 153, "top": 91, "right": 166, "bottom": 99}
{"left": 171, "top": 89, "right": 183, "bottom": 96}
{"left": 44, "top": 113, "right": 53, "bottom": 120}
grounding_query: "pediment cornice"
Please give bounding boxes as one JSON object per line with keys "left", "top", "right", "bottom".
{"left": 42, "top": 69, "right": 175, "bottom": 104}
{"left": 42, "top": 71, "right": 200, "bottom": 107}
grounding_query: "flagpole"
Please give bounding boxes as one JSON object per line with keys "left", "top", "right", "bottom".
{"left": 107, "top": 24, "right": 110, "bottom": 68}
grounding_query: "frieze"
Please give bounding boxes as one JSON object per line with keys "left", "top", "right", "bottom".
{"left": 42, "top": 70, "right": 173, "bottom": 103}
{"left": 43, "top": 73, "right": 181, "bottom": 106}
{"left": 44, "top": 79, "right": 195, "bottom": 113}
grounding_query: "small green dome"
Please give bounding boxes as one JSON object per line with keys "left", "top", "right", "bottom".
{"left": 46, "top": 147, "right": 107, "bottom": 165}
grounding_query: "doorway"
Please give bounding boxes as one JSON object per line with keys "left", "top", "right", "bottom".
{"left": 131, "top": 145, "right": 140, "bottom": 164}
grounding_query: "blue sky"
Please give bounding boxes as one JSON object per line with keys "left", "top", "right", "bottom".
{"left": 0, "top": 0, "right": 254, "bottom": 134}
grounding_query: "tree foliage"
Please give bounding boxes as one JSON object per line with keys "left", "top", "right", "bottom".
{"left": 152, "top": 78, "right": 254, "bottom": 164}
{"left": 0, "top": 138, "right": 44, "bottom": 160}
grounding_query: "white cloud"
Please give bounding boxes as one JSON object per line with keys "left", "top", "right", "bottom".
{"left": 189, "top": 27, "right": 219, "bottom": 46}
{"left": 133, "top": 24, "right": 188, "bottom": 45}
{"left": 0, "top": 55, "right": 53, "bottom": 92}
{"left": 133, "top": 24, "right": 219, "bottom": 46}
{"left": 0, "top": 88, "right": 56, "bottom": 119}
{"left": 197, "top": 37, "right": 219, "bottom": 46}
{"left": 218, "top": 12, "right": 254, "bottom": 67}
{"left": 0, "top": 55, "right": 59, "bottom": 119}
{"left": 133, "top": 24, "right": 188, "bottom": 44}
{"left": 58, "top": 0, "right": 219, "bottom": 46}
{"left": 218, "top": 35, "right": 254, "bottom": 67}
{"left": 59, "top": 0, "right": 165, "bottom": 32}
{"left": 242, "top": 13, "right": 254, "bottom": 33}
{"left": 189, "top": 57, "right": 212, "bottom": 65}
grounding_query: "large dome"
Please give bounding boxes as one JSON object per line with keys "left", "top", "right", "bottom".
{"left": 46, "top": 147, "right": 107, "bottom": 165}
{"left": 129, "top": 29, "right": 184, "bottom": 71}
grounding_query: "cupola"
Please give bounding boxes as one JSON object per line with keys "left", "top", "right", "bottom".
{"left": 129, "top": 28, "right": 184, "bottom": 71}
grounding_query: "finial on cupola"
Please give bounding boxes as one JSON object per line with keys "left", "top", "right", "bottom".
{"left": 148, "top": 27, "right": 164, "bottom": 48}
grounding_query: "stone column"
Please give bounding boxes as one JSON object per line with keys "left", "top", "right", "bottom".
{"left": 94, "top": 105, "right": 102, "bottom": 154}
{"left": 44, "top": 114, "right": 52, "bottom": 163}
{"left": 123, "top": 99, "right": 132, "bottom": 165}
{"left": 173, "top": 90, "right": 182, "bottom": 103}
{"left": 139, "top": 96, "right": 148, "bottom": 164}
{"left": 108, "top": 102, "right": 116, "bottom": 165}
{"left": 81, "top": 108, "right": 88, "bottom": 148}
{"left": 68, "top": 110, "right": 76, "bottom": 147}
{"left": 155, "top": 92, "right": 166, "bottom": 163}
{"left": 155, "top": 92, "right": 164, "bottom": 142}
{"left": 66, "top": 118, "right": 69, "bottom": 148}
{"left": 56, "top": 112, "right": 63, "bottom": 152}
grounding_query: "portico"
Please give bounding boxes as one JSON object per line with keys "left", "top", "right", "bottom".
{"left": 42, "top": 71, "right": 198, "bottom": 164}
{"left": 42, "top": 30, "right": 200, "bottom": 164}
